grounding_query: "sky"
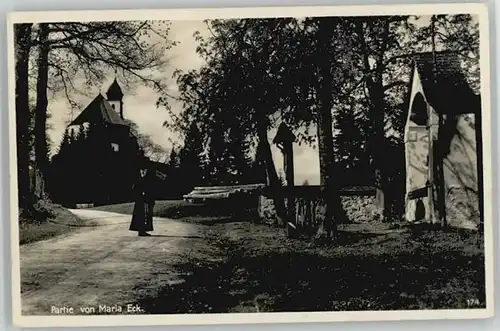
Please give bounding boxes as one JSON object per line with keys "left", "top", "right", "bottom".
{"left": 46, "top": 20, "right": 322, "bottom": 185}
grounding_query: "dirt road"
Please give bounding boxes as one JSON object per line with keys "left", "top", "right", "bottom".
{"left": 20, "top": 209, "right": 205, "bottom": 315}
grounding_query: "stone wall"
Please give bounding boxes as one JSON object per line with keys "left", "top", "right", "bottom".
{"left": 442, "top": 115, "right": 480, "bottom": 230}
{"left": 257, "top": 186, "right": 382, "bottom": 230}
{"left": 446, "top": 186, "right": 480, "bottom": 230}
{"left": 443, "top": 115, "right": 478, "bottom": 193}
{"left": 257, "top": 195, "right": 278, "bottom": 223}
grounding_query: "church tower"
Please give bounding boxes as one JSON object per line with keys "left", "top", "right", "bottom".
{"left": 106, "top": 78, "right": 124, "bottom": 119}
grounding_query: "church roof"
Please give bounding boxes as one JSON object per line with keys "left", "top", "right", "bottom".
{"left": 412, "top": 51, "right": 480, "bottom": 115}
{"left": 69, "top": 93, "right": 128, "bottom": 127}
{"left": 106, "top": 78, "right": 124, "bottom": 100}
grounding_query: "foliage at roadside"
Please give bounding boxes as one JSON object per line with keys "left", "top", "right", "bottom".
{"left": 20, "top": 197, "right": 57, "bottom": 223}
{"left": 19, "top": 200, "right": 86, "bottom": 245}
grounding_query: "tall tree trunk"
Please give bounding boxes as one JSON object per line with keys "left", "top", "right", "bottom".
{"left": 34, "top": 23, "right": 50, "bottom": 176}
{"left": 257, "top": 116, "right": 287, "bottom": 225}
{"left": 434, "top": 119, "right": 447, "bottom": 227}
{"left": 14, "top": 23, "right": 33, "bottom": 211}
{"left": 315, "top": 17, "right": 345, "bottom": 240}
{"left": 253, "top": 19, "right": 287, "bottom": 227}
{"left": 368, "top": 76, "right": 392, "bottom": 221}
{"left": 355, "top": 19, "right": 392, "bottom": 221}
{"left": 430, "top": 16, "right": 447, "bottom": 227}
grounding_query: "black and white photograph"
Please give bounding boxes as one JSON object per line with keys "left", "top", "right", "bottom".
{"left": 7, "top": 3, "right": 494, "bottom": 328}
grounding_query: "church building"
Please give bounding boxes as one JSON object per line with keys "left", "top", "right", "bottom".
{"left": 49, "top": 79, "right": 144, "bottom": 206}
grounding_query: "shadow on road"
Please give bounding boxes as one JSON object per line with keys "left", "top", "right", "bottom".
{"left": 148, "top": 234, "right": 204, "bottom": 239}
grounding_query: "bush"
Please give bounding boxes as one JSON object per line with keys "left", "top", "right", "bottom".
{"left": 21, "top": 198, "right": 57, "bottom": 224}
{"left": 19, "top": 203, "right": 87, "bottom": 245}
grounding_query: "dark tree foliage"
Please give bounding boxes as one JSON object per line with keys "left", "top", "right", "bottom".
{"left": 203, "top": 126, "right": 254, "bottom": 186}
{"left": 48, "top": 122, "right": 142, "bottom": 206}
{"left": 162, "top": 148, "right": 183, "bottom": 197}
{"left": 161, "top": 18, "right": 358, "bottom": 231}
{"left": 333, "top": 99, "right": 373, "bottom": 187}
{"left": 162, "top": 19, "right": 306, "bottom": 225}
{"left": 177, "top": 122, "right": 205, "bottom": 194}
{"left": 160, "top": 15, "right": 480, "bottom": 228}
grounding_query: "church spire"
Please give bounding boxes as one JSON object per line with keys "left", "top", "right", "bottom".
{"left": 106, "top": 77, "right": 123, "bottom": 101}
{"left": 105, "top": 77, "right": 125, "bottom": 119}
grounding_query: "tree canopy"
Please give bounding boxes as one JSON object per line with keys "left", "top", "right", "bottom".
{"left": 158, "top": 14, "right": 480, "bottom": 230}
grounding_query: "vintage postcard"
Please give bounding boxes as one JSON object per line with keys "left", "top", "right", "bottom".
{"left": 7, "top": 2, "right": 494, "bottom": 328}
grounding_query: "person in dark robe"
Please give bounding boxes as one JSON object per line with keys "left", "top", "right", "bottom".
{"left": 129, "top": 165, "right": 156, "bottom": 236}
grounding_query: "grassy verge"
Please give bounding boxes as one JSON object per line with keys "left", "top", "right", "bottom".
{"left": 19, "top": 204, "right": 87, "bottom": 245}
{"left": 135, "top": 220, "right": 485, "bottom": 313}
{"left": 91, "top": 200, "right": 186, "bottom": 216}
{"left": 92, "top": 200, "right": 251, "bottom": 224}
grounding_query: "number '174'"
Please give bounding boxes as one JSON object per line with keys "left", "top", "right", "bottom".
{"left": 467, "top": 298, "right": 480, "bottom": 307}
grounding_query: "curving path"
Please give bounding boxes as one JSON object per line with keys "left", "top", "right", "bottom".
{"left": 20, "top": 209, "right": 203, "bottom": 315}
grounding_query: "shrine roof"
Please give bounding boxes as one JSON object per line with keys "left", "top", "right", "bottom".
{"left": 412, "top": 51, "right": 480, "bottom": 115}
